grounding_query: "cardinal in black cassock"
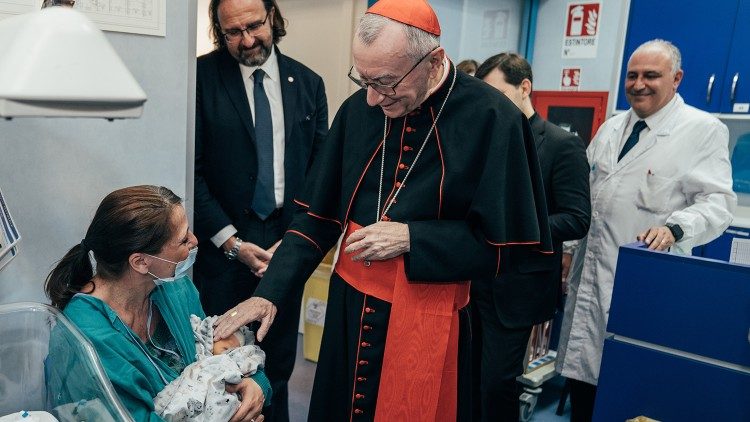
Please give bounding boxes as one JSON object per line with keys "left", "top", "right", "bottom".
{"left": 214, "top": 1, "right": 553, "bottom": 421}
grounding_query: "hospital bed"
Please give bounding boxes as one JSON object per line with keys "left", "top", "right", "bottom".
{"left": 0, "top": 302, "right": 132, "bottom": 421}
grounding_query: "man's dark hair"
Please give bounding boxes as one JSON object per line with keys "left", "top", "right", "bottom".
{"left": 209, "top": 0, "right": 287, "bottom": 49}
{"left": 475, "top": 53, "right": 533, "bottom": 87}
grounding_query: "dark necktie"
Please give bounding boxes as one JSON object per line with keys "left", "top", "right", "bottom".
{"left": 618, "top": 120, "right": 647, "bottom": 162}
{"left": 251, "top": 69, "right": 275, "bottom": 220}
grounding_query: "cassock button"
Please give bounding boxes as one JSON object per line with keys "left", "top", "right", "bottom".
{"left": 357, "top": 376, "right": 367, "bottom": 382}
{"left": 406, "top": 127, "right": 415, "bottom": 133}
{"left": 365, "top": 307, "right": 375, "bottom": 314}
{"left": 381, "top": 215, "right": 391, "bottom": 221}
{"left": 361, "top": 341, "right": 371, "bottom": 347}
{"left": 355, "top": 394, "right": 365, "bottom": 399}
{"left": 395, "top": 181, "right": 402, "bottom": 188}
{"left": 354, "top": 409, "right": 364, "bottom": 415}
{"left": 398, "top": 163, "right": 407, "bottom": 170}
{"left": 363, "top": 325, "right": 372, "bottom": 331}
{"left": 403, "top": 146, "right": 412, "bottom": 152}
{"left": 358, "top": 360, "right": 369, "bottom": 366}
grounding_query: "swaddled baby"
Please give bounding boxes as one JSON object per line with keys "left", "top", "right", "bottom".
{"left": 154, "top": 315, "right": 268, "bottom": 421}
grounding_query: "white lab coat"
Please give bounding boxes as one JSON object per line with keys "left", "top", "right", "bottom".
{"left": 555, "top": 95, "right": 737, "bottom": 385}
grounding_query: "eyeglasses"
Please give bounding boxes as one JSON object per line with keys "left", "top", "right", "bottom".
{"left": 222, "top": 11, "right": 271, "bottom": 43}
{"left": 348, "top": 48, "right": 437, "bottom": 96}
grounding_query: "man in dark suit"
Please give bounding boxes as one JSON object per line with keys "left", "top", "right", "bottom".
{"left": 471, "top": 53, "right": 591, "bottom": 421}
{"left": 194, "top": 0, "right": 327, "bottom": 420}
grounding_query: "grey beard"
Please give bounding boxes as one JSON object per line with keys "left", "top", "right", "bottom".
{"left": 239, "top": 44, "right": 272, "bottom": 67}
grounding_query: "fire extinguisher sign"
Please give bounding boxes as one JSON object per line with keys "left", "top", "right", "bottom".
{"left": 562, "top": 1, "right": 601, "bottom": 59}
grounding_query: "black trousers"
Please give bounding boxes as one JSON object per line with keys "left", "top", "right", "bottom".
{"left": 194, "top": 211, "right": 301, "bottom": 422}
{"left": 569, "top": 378, "right": 596, "bottom": 422}
{"left": 470, "top": 280, "right": 533, "bottom": 422}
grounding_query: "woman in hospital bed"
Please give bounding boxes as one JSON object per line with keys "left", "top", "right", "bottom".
{"left": 44, "top": 185, "right": 271, "bottom": 422}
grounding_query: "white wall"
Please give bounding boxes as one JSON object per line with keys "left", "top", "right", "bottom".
{"left": 0, "top": 0, "right": 197, "bottom": 304}
{"left": 273, "top": 0, "right": 366, "bottom": 118}
{"left": 532, "top": 0, "right": 630, "bottom": 113}
{"left": 430, "top": 0, "right": 463, "bottom": 60}
{"left": 197, "top": 0, "right": 214, "bottom": 57}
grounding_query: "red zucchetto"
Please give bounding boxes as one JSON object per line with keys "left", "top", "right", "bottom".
{"left": 366, "top": 0, "right": 441, "bottom": 36}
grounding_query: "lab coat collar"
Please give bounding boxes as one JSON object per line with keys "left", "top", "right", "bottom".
{"left": 639, "top": 94, "right": 681, "bottom": 136}
{"left": 612, "top": 94, "right": 683, "bottom": 137}
{"left": 613, "top": 94, "right": 683, "bottom": 169}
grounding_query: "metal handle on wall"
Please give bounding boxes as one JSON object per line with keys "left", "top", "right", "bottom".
{"left": 706, "top": 74, "right": 715, "bottom": 103}
{"left": 731, "top": 73, "right": 739, "bottom": 102}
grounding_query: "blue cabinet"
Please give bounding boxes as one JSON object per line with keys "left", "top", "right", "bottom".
{"left": 595, "top": 244, "right": 750, "bottom": 420}
{"left": 699, "top": 226, "right": 750, "bottom": 261}
{"left": 606, "top": 245, "right": 750, "bottom": 367}
{"left": 596, "top": 339, "right": 750, "bottom": 421}
{"left": 616, "top": 0, "right": 749, "bottom": 115}
{"left": 720, "top": 1, "right": 750, "bottom": 113}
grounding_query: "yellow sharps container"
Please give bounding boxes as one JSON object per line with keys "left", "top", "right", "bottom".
{"left": 302, "top": 249, "right": 334, "bottom": 362}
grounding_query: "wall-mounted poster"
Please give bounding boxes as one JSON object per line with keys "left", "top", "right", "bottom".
{"left": 480, "top": 9, "right": 509, "bottom": 48}
{"left": 76, "top": 0, "right": 166, "bottom": 36}
{"left": 0, "top": 0, "right": 165, "bottom": 36}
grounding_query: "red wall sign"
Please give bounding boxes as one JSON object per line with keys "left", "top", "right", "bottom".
{"left": 561, "top": 68, "right": 581, "bottom": 91}
{"left": 566, "top": 3, "right": 600, "bottom": 37}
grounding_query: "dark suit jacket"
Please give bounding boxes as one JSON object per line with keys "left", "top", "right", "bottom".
{"left": 194, "top": 46, "right": 328, "bottom": 277}
{"left": 490, "top": 113, "right": 590, "bottom": 328}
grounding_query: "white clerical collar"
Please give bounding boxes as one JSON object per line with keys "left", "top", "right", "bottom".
{"left": 238, "top": 45, "right": 280, "bottom": 83}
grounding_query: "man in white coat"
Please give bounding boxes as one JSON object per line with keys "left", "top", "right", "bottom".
{"left": 556, "top": 39, "right": 737, "bottom": 421}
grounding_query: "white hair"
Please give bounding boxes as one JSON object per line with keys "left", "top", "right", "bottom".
{"left": 356, "top": 13, "right": 440, "bottom": 61}
{"left": 631, "top": 39, "right": 682, "bottom": 75}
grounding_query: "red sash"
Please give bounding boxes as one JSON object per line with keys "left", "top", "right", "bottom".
{"left": 335, "top": 221, "right": 470, "bottom": 422}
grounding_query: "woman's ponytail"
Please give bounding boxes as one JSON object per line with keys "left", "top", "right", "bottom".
{"left": 45, "top": 241, "right": 94, "bottom": 310}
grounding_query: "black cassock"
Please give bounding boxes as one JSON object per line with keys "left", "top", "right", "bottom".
{"left": 255, "top": 65, "right": 553, "bottom": 421}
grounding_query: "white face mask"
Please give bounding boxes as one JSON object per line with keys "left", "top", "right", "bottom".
{"left": 146, "top": 247, "right": 198, "bottom": 286}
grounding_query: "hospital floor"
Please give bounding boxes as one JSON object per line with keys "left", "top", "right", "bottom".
{"left": 287, "top": 334, "right": 572, "bottom": 421}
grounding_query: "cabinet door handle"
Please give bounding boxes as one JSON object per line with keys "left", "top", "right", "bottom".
{"left": 731, "top": 73, "right": 739, "bottom": 102}
{"left": 706, "top": 74, "right": 716, "bottom": 103}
